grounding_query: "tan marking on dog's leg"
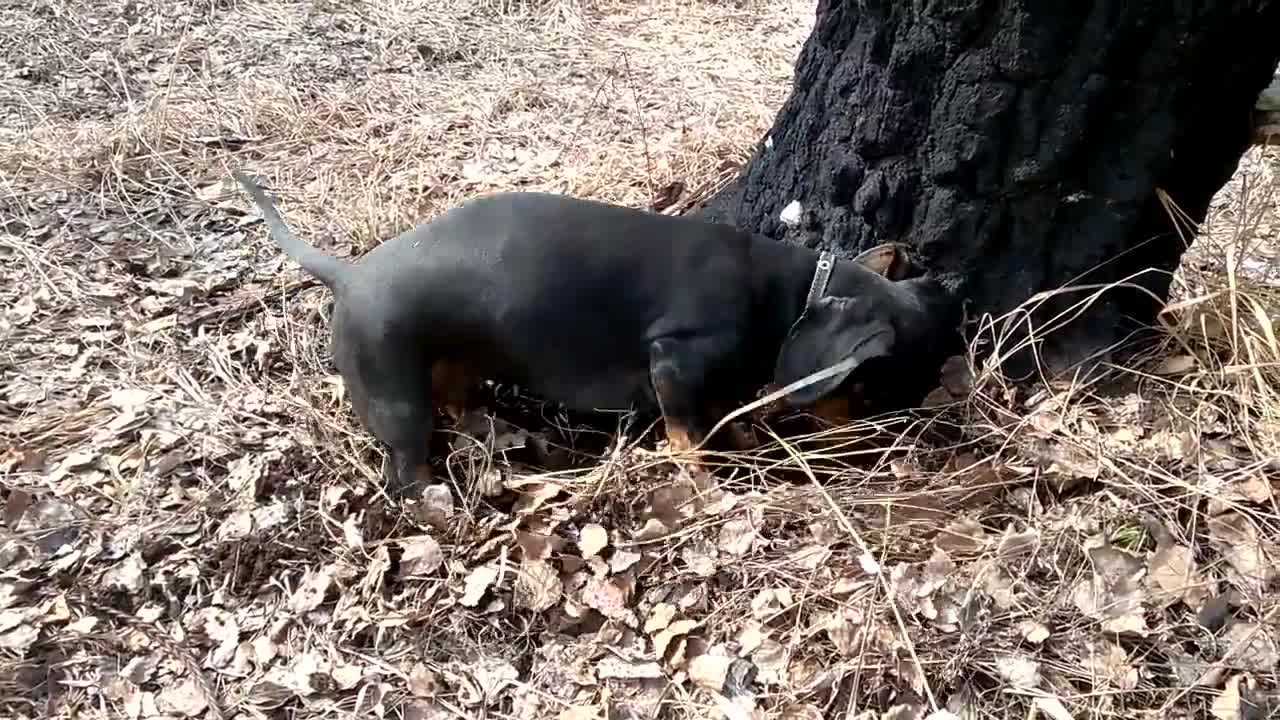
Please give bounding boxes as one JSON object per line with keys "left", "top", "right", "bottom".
{"left": 664, "top": 420, "right": 695, "bottom": 453}
{"left": 725, "top": 421, "right": 760, "bottom": 450}
{"left": 709, "top": 404, "right": 760, "bottom": 451}
{"left": 405, "top": 461, "right": 433, "bottom": 489}
{"left": 846, "top": 382, "right": 872, "bottom": 412}
{"left": 662, "top": 418, "right": 708, "bottom": 476}
{"left": 812, "top": 395, "right": 852, "bottom": 426}
{"left": 649, "top": 352, "right": 711, "bottom": 476}
{"left": 430, "top": 359, "right": 472, "bottom": 423}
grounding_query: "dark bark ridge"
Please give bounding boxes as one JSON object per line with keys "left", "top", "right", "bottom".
{"left": 701, "top": 0, "right": 1280, "bottom": 381}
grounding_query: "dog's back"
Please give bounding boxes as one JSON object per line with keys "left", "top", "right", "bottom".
{"left": 352, "top": 192, "right": 761, "bottom": 412}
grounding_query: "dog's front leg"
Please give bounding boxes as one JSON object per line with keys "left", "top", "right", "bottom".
{"left": 383, "top": 447, "right": 433, "bottom": 499}
{"left": 364, "top": 383, "right": 437, "bottom": 501}
{"left": 430, "top": 358, "right": 475, "bottom": 424}
{"left": 649, "top": 336, "right": 726, "bottom": 475}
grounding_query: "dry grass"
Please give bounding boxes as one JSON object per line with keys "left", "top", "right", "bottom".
{"left": 2, "top": 0, "right": 1279, "bottom": 718}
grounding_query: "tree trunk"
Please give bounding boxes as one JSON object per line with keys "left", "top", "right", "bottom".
{"left": 699, "top": 0, "right": 1280, "bottom": 382}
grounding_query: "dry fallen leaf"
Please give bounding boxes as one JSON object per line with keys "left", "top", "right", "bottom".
{"left": 752, "top": 637, "right": 787, "bottom": 685}
{"left": 717, "top": 516, "right": 758, "bottom": 557}
{"left": 652, "top": 618, "right": 699, "bottom": 659}
{"left": 408, "top": 663, "right": 442, "bottom": 698}
{"left": 403, "top": 700, "right": 453, "bottom": 720}
{"left": 400, "top": 536, "right": 445, "bottom": 577}
{"left": 1042, "top": 440, "right": 1102, "bottom": 491}
{"left": 288, "top": 567, "right": 335, "bottom": 614}
{"left": 1018, "top": 620, "right": 1051, "bottom": 644}
{"left": 252, "top": 636, "right": 278, "bottom": 665}
{"left": 645, "top": 603, "right": 677, "bottom": 634}
{"left": 470, "top": 657, "right": 519, "bottom": 700}
{"left": 196, "top": 607, "right": 240, "bottom": 668}
{"left": 789, "top": 544, "right": 831, "bottom": 570}
{"left": 321, "top": 483, "right": 351, "bottom": 512}
{"left": 822, "top": 611, "right": 865, "bottom": 656}
{"left": 101, "top": 554, "right": 148, "bottom": 594}
{"left": 609, "top": 548, "right": 642, "bottom": 573}
{"left": 1082, "top": 640, "right": 1138, "bottom": 690}
{"left": 1222, "top": 623, "right": 1280, "bottom": 671}
{"left": 997, "top": 527, "right": 1040, "bottom": 558}
{"left": 1148, "top": 542, "right": 1209, "bottom": 609}
{"left": 0, "top": 624, "right": 39, "bottom": 651}
{"left": 1235, "top": 473, "right": 1274, "bottom": 504}
{"left": 933, "top": 518, "right": 991, "bottom": 556}
{"left": 1031, "top": 696, "right": 1075, "bottom": 720}
{"left": 736, "top": 621, "right": 765, "bottom": 655}
{"left": 416, "top": 484, "right": 455, "bottom": 530}
{"left": 513, "top": 560, "right": 562, "bottom": 612}
{"left": 121, "top": 656, "right": 158, "bottom": 685}
{"left": 597, "top": 656, "right": 664, "bottom": 680}
{"left": 1211, "top": 674, "right": 1244, "bottom": 720}
{"left": 1208, "top": 512, "right": 1279, "bottom": 593}
{"left": 325, "top": 660, "right": 360, "bottom": 691}
{"left": 1072, "top": 544, "right": 1149, "bottom": 636}
{"left": 155, "top": 678, "right": 209, "bottom": 718}
{"left": 217, "top": 510, "right": 255, "bottom": 541}
{"left": 1154, "top": 354, "right": 1197, "bottom": 375}
{"left": 682, "top": 539, "right": 717, "bottom": 577}
{"left": 807, "top": 517, "right": 842, "bottom": 546}
{"left": 579, "top": 523, "right": 608, "bottom": 557}
{"left": 750, "top": 588, "right": 793, "bottom": 620}
{"left": 779, "top": 704, "right": 824, "bottom": 720}
{"left": 687, "top": 652, "right": 732, "bottom": 692}
{"left": 460, "top": 565, "right": 501, "bottom": 608}
{"left": 633, "top": 517, "right": 669, "bottom": 542}
{"left": 581, "top": 577, "right": 637, "bottom": 626}
{"left": 557, "top": 706, "right": 603, "bottom": 720}
{"left": 883, "top": 702, "right": 928, "bottom": 720}
{"left": 508, "top": 478, "right": 565, "bottom": 515}
{"left": 994, "top": 653, "right": 1041, "bottom": 689}
{"left": 342, "top": 515, "right": 364, "bottom": 548}
{"left": 516, "top": 530, "right": 555, "bottom": 562}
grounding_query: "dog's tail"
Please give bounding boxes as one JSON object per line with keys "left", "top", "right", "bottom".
{"left": 232, "top": 170, "right": 349, "bottom": 291}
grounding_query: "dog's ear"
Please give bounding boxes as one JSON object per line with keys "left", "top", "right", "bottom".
{"left": 773, "top": 296, "right": 896, "bottom": 408}
{"left": 852, "top": 243, "right": 913, "bottom": 281}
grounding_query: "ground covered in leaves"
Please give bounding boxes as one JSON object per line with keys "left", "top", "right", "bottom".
{"left": 3, "top": 1, "right": 1280, "bottom": 719}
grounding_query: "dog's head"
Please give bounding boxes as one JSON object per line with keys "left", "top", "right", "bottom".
{"left": 772, "top": 243, "right": 957, "bottom": 408}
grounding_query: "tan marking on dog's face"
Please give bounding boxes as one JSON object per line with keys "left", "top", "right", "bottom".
{"left": 851, "top": 242, "right": 911, "bottom": 281}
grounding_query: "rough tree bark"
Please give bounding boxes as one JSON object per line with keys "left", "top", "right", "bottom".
{"left": 700, "top": 0, "right": 1280, "bottom": 385}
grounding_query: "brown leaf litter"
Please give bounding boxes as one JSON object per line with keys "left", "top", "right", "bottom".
{"left": 3, "top": 1, "right": 1280, "bottom": 719}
